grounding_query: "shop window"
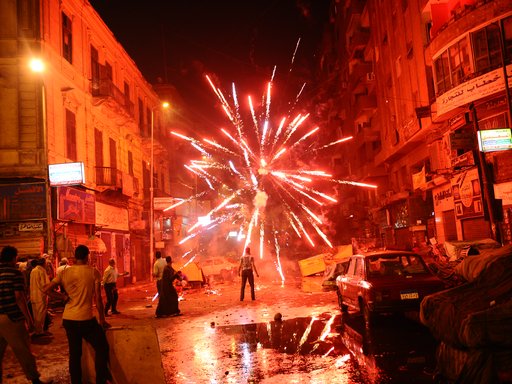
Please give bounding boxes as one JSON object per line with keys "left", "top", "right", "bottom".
{"left": 62, "top": 12, "right": 72, "bottom": 63}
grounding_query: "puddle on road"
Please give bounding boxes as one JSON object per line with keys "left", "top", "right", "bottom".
{"left": 202, "top": 313, "right": 437, "bottom": 383}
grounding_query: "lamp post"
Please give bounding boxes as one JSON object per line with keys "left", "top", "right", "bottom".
{"left": 149, "top": 102, "right": 170, "bottom": 281}
{"left": 28, "top": 58, "right": 53, "bottom": 257}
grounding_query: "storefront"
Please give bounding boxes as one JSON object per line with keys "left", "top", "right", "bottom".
{"left": 95, "top": 201, "right": 131, "bottom": 287}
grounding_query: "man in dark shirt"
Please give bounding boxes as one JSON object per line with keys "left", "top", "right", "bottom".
{"left": 0, "top": 246, "right": 52, "bottom": 384}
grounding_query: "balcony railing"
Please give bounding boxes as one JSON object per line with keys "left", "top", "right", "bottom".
{"left": 91, "top": 77, "right": 134, "bottom": 116}
{"left": 95, "top": 167, "right": 122, "bottom": 189}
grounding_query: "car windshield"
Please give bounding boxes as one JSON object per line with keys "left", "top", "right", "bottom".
{"left": 366, "top": 254, "right": 429, "bottom": 277}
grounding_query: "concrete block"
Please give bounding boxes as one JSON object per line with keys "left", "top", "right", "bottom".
{"left": 82, "top": 324, "right": 166, "bottom": 384}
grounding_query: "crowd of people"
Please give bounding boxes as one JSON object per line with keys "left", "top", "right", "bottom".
{"left": 1, "top": 244, "right": 259, "bottom": 383}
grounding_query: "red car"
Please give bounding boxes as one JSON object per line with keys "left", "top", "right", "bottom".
{"left": 336, "top": 251, "right": 445, "bottom": 326}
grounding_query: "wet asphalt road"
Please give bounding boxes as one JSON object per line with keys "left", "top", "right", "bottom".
{"left": 2, "top": 276, "right": 437, "bottom": 383}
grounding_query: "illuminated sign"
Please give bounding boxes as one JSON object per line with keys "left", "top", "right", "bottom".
{"left": 49, "top": 162, "right": 85, "bottom": 186}
{"left": 477, "top": 128, "right": 512, "bottom": 152}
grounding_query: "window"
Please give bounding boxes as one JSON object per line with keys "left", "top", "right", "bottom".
{"left": 62, "top": 12, "right": 72, "bottom": 63}
{"left": 105, "top": 61, "right": 113, "bottom": 81}
{"left": 65, "top": 109, "right": 77, "bottom": 161}
{"left": 138, "top": 99, "right": 144, "bottom": 134}
{"left": 109, "top": 138, "right": 117, "bottom": 169}
{"left": 504, "top": 16, "right": 512, "bottom": 64}
{"left": 95, "top": 129, "right": 103, "bottom": 167}
{"left": 124, "top": 82, "right": 130, "bottom": 109}
{"left": 472, "top": 23, "right": 501, "bottom": 74}
{"left": 434, "top": 51, "right": 450, "bottom": 95}
{"left": 91, "top": 45, "right": 99, "bottom": 92}
{"left": 449, "top": 37, "right": 471, "bottom": 87}
{"left": 128, "top": 151, "right": 134, "bottom": 176}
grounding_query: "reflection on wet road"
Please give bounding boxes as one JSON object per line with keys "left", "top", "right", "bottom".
{"left": 169, "top": 312, "right": 437, "bottom": 383}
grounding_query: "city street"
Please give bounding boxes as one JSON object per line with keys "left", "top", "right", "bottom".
{"left": 3, "top": 276, "right": 437, "bottom": 384}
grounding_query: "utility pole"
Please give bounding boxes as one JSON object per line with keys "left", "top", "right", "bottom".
{"left": 469, "top": 103, "right": 502, "bottom": 244}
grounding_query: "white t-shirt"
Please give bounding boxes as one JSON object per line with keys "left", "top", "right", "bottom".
{"left": 153, "top": 258, "right": 167, "bottom": 280}
{"left": 53, "top": 264, "right": 101, "bottom": 321}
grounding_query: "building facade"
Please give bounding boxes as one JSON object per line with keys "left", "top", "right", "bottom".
{"left": 0, "top": 0, "right": 174, "bottom": 281}
{"left": 318, "top": 0, "right": 512, "bottom": 249}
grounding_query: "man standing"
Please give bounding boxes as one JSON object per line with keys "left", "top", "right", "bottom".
{"left": 102, "top": 259, "right": 128, "bottom": 316}
{"left": 44, "top": 245, "right": 110, "bottom": 384}
{"left": 238, "top": 247, "right": 259, "bottom": 301}
{"left": 152, "top": 251, "right": 166, "bottom": 297}
{"left": 29, "top": 258, "right": 51, "bottom": 337}
{"left": 0, "top": 246, "right": 52, "bottom": 384}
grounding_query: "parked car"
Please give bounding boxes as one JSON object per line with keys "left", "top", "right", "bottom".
{"left": 321, "top": 259, "right": 350, "bottom": 291}
{"left": 200, "top": 256, "right": 238, "bottom": 282}
{"left": 336, "top": 251, "right": 445, "bottom": 326}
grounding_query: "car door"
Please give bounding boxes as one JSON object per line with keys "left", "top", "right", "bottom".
{"left": 341, "top": 256, "right": 358, "bottom": 308}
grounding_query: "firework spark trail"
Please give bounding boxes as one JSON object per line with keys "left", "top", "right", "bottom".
{"left": 173, "top": 74, "right": 378, "bottom": 264}
{"left": 289, "top": 38, "right": 301, "bottom": 71}
{"left": 273, "top": 234, "right": 285, "bottom": 282}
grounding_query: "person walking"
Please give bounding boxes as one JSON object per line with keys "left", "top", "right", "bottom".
{"left": 44, "top": 245, "right": 110, "bottom": 384}
{"left": 102, "top": 259, "right": 128, "bottom": 316}
{"left": 152, "top": 251, "right": 167, "bottom": 297}
{"left": 29, "top": 258, "right": 51, "bottom": 337}
{"left": 0, "top": 246, "right": 52, "bottom": 384}
{"left": 238, "top": 247, "right": 259, "bottom": 301}
{"left": 155, "top": 256, "right": 183, "bottom": 318}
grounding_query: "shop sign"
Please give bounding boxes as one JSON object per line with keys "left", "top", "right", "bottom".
{"left": 49, "top": 162, "right": 85, "bottom": 186}
{"left": 451, "top": 151, "right": 475, "bottom": 168}
{"left": 0, "top": 183, "right": 46, "bottom": 221}
{"left": 494, "top": 181, "right": 512, "bottom": 206}
{"left": 57, "top": 187, "right": 95, "bottom": 224}
{"left": 477, "top": 128, "right": 512, "bottom": 152}
{"left": 19, "top": 222, "right": 44, "bottom": 232}
{"left": 437, "top": 68, "right": 505, "bottom": 116}
{"left": 451, "top": 168, "right": 483, "bottom": 219}
{"left": 96, "top": 202, "right": 129, "bottom": 231}
{"left": 433, "top": 185, "right": 453, "bottom": 209}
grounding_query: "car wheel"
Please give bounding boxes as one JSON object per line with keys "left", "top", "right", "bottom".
{"left": 337, "top": 289, "right": 348, "bottom": 312}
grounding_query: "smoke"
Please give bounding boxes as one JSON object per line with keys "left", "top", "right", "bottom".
{"left": 254, "top": 190, "right": 268, "bottom": 209}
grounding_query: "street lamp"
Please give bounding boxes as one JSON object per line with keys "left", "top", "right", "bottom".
{"left": 150, "top": 101, "right": 170, "bottom": 281}
{"left": 28, "top": 58, "right": 52, "bottom": 258}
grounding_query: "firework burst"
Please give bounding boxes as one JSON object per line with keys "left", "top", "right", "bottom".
{"left": 171, "top": 72, "right": 376, "bottom": 279}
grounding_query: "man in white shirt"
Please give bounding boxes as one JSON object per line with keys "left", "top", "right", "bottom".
{"left": 238, "top": 247, "right": 259, "bottom": 301}
{"left": 44, "top": 245, "right": 110, "bottom": 384}
{"left": 102, "top": 259, "right": 128, "bottom": 316}
{"left": 152, "top": 251, "right": 167, "bottom": 296}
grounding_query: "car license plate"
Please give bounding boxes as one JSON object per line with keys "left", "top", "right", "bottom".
{"left": 400, "top": 290, "right": 419, "bottom": 300}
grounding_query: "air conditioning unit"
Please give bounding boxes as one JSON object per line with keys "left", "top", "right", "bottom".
{"left": 366, "top": 72, "right": 375, "bottom": 81}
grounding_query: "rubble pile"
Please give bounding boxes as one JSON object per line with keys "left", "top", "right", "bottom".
{"left": 420, "top": 245, "right": 512, "bottom": 383}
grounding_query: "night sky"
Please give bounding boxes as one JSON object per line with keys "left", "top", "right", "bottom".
{"left": 89, "top": 0, "right": 331, "bottom": 129}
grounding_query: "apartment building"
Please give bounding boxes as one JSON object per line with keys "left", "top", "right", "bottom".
{"left": 0, "top": 0, "right": 174, "bottom": 281}
{"left": 318, "top": 0, "right": 512, "bottom": 249}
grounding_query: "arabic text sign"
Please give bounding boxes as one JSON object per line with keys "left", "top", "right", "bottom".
{"left": 49, "top": 162, "right": 85, "bottom": 186}
{"left": 436, "top": 67, "right": 505, "bottom": 116}
{"left": 477, "top": 128, "right": 512, "bottom": 152}
{"left": 19, "top": 222, "right": 44, "bottom": 232}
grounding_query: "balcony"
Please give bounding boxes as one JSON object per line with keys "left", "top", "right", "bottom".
{"left": 354, "top": 94, "right": 377, "bottom": 118}
{"left": 347, "top": 28, "right": 370, "bottom": 57}
{"left": 95, "top": 167, "right": 122, "bottom": 190}
{"left": 91, "top": 76, "right": 134, "bottom": 117}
